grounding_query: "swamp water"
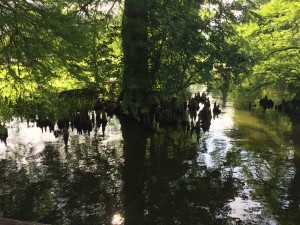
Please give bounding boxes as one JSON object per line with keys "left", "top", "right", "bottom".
{"left": 0, "top": 90, "right": 299, "bottom": 225}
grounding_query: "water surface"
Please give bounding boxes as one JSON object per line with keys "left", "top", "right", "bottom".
{"left": 0, "top": 90, "right": 299, "bottom": 225}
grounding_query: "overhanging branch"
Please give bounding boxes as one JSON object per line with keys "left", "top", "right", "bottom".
{"left": 263, "top": 46, "right": 300, "bottom": 60}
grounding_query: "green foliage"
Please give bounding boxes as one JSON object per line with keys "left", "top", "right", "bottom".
{"left": 0, "top": 1, "right": 84, "bottom": 93}
{"left": 147, "top": 0, "right": 252, "bottom": 99}
{"left": 0, "top": 0, "right": 257, "bottom": 117}
{"left": 237, "top": 0, "right": 300, "bottom": 91}
{"left": 0, "top": 0, "right": 122, "bottom": 102}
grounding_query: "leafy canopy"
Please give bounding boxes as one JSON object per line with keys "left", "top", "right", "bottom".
{"left": 0, "top": 0, "right": 121, "bottom": 100}
{"left": 237, "top": 0, "right": 300, "bottom": 91}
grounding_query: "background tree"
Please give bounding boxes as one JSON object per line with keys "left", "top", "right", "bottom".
{"left": 0, "top": 0, "right": 120, "bottom": 100}
{"left": 237, "top": 0, "right": 300, "bottom": 94}
{"left": 0, "top": 1, "right": 85, "bottom": 97}
{"left": 121, "top": 0, "right": 251, "bottom": 117}
{"left": 0, "top": 0, "right": 254, "bottom": 119}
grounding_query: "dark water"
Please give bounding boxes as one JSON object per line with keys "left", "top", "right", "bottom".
{"left": 0, "top": 89, "right": 300, "bottom": 225}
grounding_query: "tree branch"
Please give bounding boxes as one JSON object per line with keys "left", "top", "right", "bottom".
{"left": 263, "top": 46, "right": 300, "bottom": 60}
{"left": 106, "top": 0, "right": 119, "bottom": 16}
{"left": 290, "top": 68, "right": 300, "bottom": 77}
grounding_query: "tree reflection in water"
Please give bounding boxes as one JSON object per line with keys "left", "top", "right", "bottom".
{"left": 0, "top": 93, "right": 300, "bottom": 225}
{"left": 0, "top": 116, "right": 124, "bottom": 225}
{"left": 119, "top": 116, "right": 147, "bottom": 225}
{"left": 287, "top": 121, "right": 300, "bottom": 224}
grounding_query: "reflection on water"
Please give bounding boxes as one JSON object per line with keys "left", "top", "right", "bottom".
{"left": 0, "top": 89, "right": 300, "bottom": 225}
{"left": 111, "top": 213, "right": 124, "bottom": 225}
{"left": 0, "top": 115, "right": 124, "bottom": 225}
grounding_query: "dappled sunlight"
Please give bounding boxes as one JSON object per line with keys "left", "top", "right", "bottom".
{"left": 0, "top": 119, "right": 56, "bottom": 165}
{"left": 111, "top": 213, "right": 124, "bottom": 225}
{"left": 228, "top": 196, "right": 278, "bottom": 223}
{"left": 196, "top": 91, "right": 235, "bottom": 169}
{"left": 233, "top": 109, "right": 292, "bottom": 149}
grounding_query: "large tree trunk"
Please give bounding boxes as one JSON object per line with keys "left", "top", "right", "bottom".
{"left": 122, "top": 0, "right": 152, "bottom": 118}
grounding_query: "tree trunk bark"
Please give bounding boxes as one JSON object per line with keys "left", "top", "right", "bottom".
{"left": 122, "top": 0, "right": 152, "bottom": 117}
